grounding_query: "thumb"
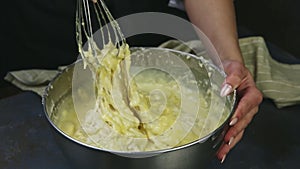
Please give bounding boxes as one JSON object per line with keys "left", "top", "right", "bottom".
{"left": 220, "top": 61, "right": 247, "bottom": 96}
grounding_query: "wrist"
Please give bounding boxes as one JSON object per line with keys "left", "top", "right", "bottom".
{"left": 220, "top": 54, "right": 244, "bottom": 64}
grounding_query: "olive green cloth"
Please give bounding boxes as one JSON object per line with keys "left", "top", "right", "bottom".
{"left": 159, "top": 36, "right": 300, "bottom": 108}
{"left": 4, "top": 36, "right": 300, "bottom": 108}
{"left": 4, "top": 67, "right": 65, "bottom": 96}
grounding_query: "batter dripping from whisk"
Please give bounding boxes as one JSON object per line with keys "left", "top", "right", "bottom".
{"left": 52, "top": 0, "right": 229, "bottom": 151}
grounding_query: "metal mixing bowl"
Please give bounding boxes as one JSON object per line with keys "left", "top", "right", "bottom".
{"left": 42, "top": 47, "right": 236, "bottom": 169}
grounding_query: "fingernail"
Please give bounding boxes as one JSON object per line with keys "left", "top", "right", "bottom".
{"left": 221, "top": 154, "right": 227, "bottom": 164}
{"left": 220, "top": 84, "right": 233, "bottom": 97}
{"left": 229, "top": 117, "right": 238, "bottom": 126}
{"left": 228, "top": 137, "right": 234, "bottom": 146}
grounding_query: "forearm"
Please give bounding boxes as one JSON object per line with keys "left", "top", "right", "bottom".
{"left": 184, "top": 0, "right": 243, "bottom": 63}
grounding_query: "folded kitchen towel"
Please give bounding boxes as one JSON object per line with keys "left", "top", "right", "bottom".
{"left": 4, "top": 66, "right": 66, "bottom": 96}
{"left": 4, "top": 36, "right": 300, "bottom": 108}
{"left": 159, "top": 36, "right": 300, "bottom": 108}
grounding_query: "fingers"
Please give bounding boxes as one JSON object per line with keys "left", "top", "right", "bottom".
{"left": 217, "top": 106, "right": 259, "bottom": 163}
{"left": 232, "top": 86, "right": 262, "bottom": 121}
{"left": 216, "top": 142, "right": 230, "bottom": 162}
{"left": 217, "top": 130, "right": 245, "bottom": 163}
{"left": 228, "top": 130, "right": 244, "bottom": 149}
{"left": 224, "top": 107, "right": 258, "bottom": 142}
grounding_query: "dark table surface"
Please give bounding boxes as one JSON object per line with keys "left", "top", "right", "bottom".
{"left": 0, "top": 91, "right": 299, "bottom": 169}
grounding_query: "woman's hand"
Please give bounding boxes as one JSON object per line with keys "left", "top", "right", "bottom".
{"left": 217, "top": 60, "right": 263, "bottom": 163}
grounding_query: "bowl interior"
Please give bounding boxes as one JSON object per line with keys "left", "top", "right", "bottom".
{"left": 43, "top": 47, "right": 236, "bottom": 158}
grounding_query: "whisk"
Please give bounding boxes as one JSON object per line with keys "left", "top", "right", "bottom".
{"left": 76, "top": 0, "right": 127, "bottom": 65}
{"left": 75, "top": 0, "right": 151, "bottom": 143}
{"left": 75, "top": 0, "right": 133, "bottom": 101}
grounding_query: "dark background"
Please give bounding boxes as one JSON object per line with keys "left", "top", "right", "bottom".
{"left": 1, "top": 1, "right": 300, "bottom": 168}
{"left": 1, "top": 0, "right": 300, "bottom": 87}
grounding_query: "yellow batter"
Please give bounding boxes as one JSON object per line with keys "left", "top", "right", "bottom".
{"left": 51, "top": 41, "right": 230, "bottom": 152}
{"left": 67, "top": 0, "right": 231, "bottom": 151}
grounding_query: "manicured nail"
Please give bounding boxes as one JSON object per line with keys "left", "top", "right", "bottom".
{"left": 220, "top": 84, "right": 233, "bottom": 97}
{"left": 228, "top": 137, "right": 234, "bottom": 146}
{"left": 221, "top": 154, "right": 227, "bottom": 164}
{"left": 229, "top": 117, "right": 238, "bottom": 126}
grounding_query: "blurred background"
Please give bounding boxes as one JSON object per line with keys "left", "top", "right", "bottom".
{"left": 1, "top": 0, "right": 299, "bottom": 89}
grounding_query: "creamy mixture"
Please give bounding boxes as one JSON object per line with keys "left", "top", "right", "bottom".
{"left": 51, "top": 41, "right": 230, "bottom": 151}
{"left": 55, "top": 1, "right": 230, "bottom": 151}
